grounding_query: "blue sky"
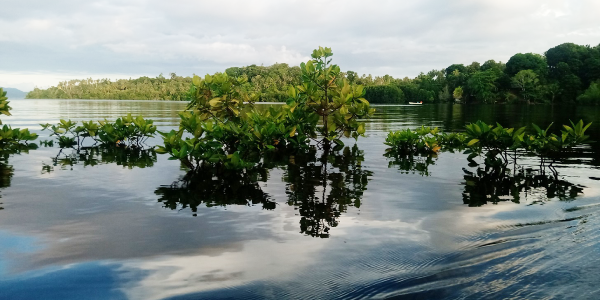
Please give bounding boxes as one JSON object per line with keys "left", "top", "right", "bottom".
{"left": 1, "top": 0, "right": 599, "bottom": 91}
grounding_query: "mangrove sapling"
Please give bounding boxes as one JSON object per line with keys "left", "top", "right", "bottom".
{"left": 97, "top": 114, "right": 157, "bottom": 147}
{"left": 384, "top": 120, "right": 592, "bottom": 178}
{"left": 157, "top": 47, "right": 370, "bottom": 172}
{"left": 41, "top": 114, "right": 157, "bottom": 148}
{"left": 187, "top": 73, "right": 258, "bottom": 121}
{"left": 524, "top": 120, "right": 593, "bottom": 176}
{"left": 384, "top": 126, "right": 443, "bottom": 155}
{"left": 157, "top": 73, "right": 286, "bottom": 171}
{"left": 287, "top": 47, "right": 374, "bottom": 150}
{"left": 0, "top": 88, "right": 38, "bottom": 150}
{"left": 0, "top": 125, "right": 38, "bottom": 149}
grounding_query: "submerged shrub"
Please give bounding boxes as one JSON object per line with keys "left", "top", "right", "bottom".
{"left": 157, "top": 47, "right": 374, "bottom": 171}
{"left": 384, "top": 126, "right": 442, "bottom": 155}
{"left": 385, "top": 120, "right": 592, "bottom": 177}
{"left": 287, "top": 46, "right": 374, "bottom": 147}
{"left": 41, "top": 114, "right": 157, "bottom": 148}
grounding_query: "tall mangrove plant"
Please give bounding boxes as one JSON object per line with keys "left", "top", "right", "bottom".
{"left": 157, "top": 47, "right": 374, "bottom": 171}
{"left": 287, "top": 47, "right": 374, "bottom": 149}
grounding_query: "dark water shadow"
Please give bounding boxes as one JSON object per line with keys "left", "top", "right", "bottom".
{"left": 155, "top": 145, "right": 373, "bottom": 238}
{"left": 383, "top": 147, "right": 585, "bottom": 207}
{"left": 42, "top": 145, "right": 157, "bottom": 172}
{"left": 0, "top": 144, "right": 37, "bottom": 210}
{"left": 385, "top": 153, "right": 438, "bottom": 176}
{"left": 461, "top": 167, "right": 585, "bottom": 207}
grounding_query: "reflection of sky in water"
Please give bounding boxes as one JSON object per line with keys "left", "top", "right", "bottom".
{"left": 0, "top": 231, "right": 44, "bottom": 277}
{"left": 0, "top": 263, "right": 131, "bottom": 300}
{"left": 0, "top": 100, "right": 599, "bottom": 299}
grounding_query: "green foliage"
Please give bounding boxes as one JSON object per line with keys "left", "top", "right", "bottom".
{"left": 464, "top": 121, "right": 526, "bottom": 152}
{"left": 98, "top": 114, "right": 157, "bottom": 146}
{"left": 26, "top": 65, "right": 302, "bottom": 102}
{"left": 0, "top": 125, "right": 38, "bottom": 147}
{"left": 287, "top": 46, "right": 374, "bottom": 146}
{"left": 468, "top": 70, "right": 499, "bottom": 103}
{"left": 0, "top": 88, "right": 38, "bottom": 149}
{"left": 511, "top": 70, "right": 539, "bottom": 101}
{"left": 577, "top": 81, "right": 600, "bottom": 104}
{"left": 157, "top": 72, "right": 314, "bottom": 170}
{"left": 23, "top": 42, "right": 600, "bottom": 105}
{"left": 505, "top": 53, "right": 547, "bottom": 78}
{"left": 364, "top": 84, "right": 405, "bottom": 104}
{"left": 438, "top": 85, "right": 452, "bottom": 102}
{"left": 464, "top": 120, "right": 592, "bottom": 176}
{"left": 41, "top": 114, "right": 157, "bottom": 148}
{"left": 27, "top": 75, "right": 192, "bottom": 100}
{"left": 463, "top": 121, "right": 526, "bottom": 173}
{"left": 188, "top": 73, "right": 258, "bottom": 120}
{"left": 397, "top": 71, "right": 445, "bottom": 103}
{"left": 226, "top": 63, "right": 302, "bottom": 102}
{"left": 546, "top": 43, "right": 600, "bottom": 102}
{"left": 157, "top": 47, "right": 373, "bottom": 171}
{"left": 384, "top": 126, "right": 442, "bottom": 155}
{"left": 0, "top": 88, "right": 12, "bottom": 125}
{"left": 453, "top": 86, "right": 463, "bottom": 100}
{"left": 385, "top": 120, "right": 592, "bottom": 177}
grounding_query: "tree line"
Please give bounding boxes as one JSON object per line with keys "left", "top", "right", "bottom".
{"left": 26, "top": 73, "right": 193, "bottom": 100}
{"left": 358, "top": 42, "right": 600, "bottom": 104}
{"left": 27, "top": 42, "right": 600, "bottom": 104}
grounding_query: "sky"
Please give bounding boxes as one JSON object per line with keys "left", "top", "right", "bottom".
{"left": 1, "top": 0, "right": 599, "bottom": 92}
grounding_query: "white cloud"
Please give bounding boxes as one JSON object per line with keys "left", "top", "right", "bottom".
{"left": 1, "top": 0, "right": 599, "bottom": 90}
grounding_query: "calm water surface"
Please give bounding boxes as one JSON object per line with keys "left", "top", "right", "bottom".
{"left": 1, "top": 100, "right": 599, "bottom": 299}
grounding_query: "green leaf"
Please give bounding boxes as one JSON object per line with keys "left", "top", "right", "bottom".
{"left": 467, "top": 139, "right": 479, "bottom": 146}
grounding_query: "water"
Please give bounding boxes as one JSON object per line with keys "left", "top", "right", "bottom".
{"left": 0, "top": 100, "right": 599, "bottom": 299}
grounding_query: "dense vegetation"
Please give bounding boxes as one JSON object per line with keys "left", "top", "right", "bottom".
{"left": 27, "top": 74, "right": 193, "bottom": 100}
{"left": 156, "top": 47, "right": 373, "bottom": 170}
{"left": 384, "top": 120, "right": 592, "bottom": 206}
{"left": 26, "top": 42, "right": 600, "bottom": 104}
{"left": 3, "top": 53, "right": 596, "bottom": 229}
{"left": 385, "top": 119, "right": 592, "bottom": 177}
{"left": 40, "top": 114, "right": 157, "bottom": 148}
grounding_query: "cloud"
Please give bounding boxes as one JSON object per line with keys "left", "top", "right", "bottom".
{"left": 1, "top": 0, "right": 599, "bottom": 91}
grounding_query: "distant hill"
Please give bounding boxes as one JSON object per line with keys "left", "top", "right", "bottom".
{"left": 0, "top": 87, "right": 27, "bottom": 99}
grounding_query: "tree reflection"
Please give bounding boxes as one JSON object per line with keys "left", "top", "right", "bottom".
{"left": 43, "top": 146, "right": 157, "bottom": 172}
{"left": 154, "top": 145, "right": 373, "bottom": 238}
{"left": 0, "top": 157, "right": 13, "bottom": 210}
{"left": 0, "top": 144, "right": 36, "bottom": 210}
{"left": 284, "top": 145, "right": 372, "bottom": 238}
{"left": 155, "top": 163, "right": 274, "bottom": 212}
{"left": 462, "top": 167, "right": 584, "bottom": 207}
{"left": 385, "top": 153, "right": 437, "bottom": 176}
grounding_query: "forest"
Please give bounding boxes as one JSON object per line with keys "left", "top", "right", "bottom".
{"left": 26, "top": 42, "right": 600, "bottom": 105}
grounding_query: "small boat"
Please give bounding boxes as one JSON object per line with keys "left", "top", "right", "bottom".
{"left": 408, "top": 101, "right": 423, "bottom": 105}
